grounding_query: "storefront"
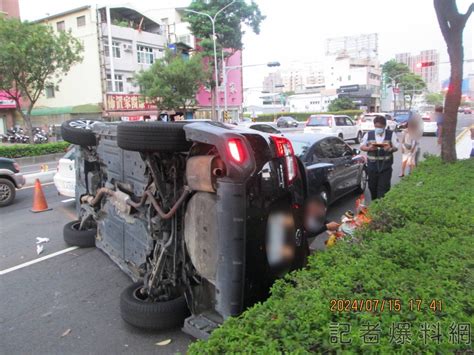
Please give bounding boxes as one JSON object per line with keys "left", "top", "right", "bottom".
{"left": 0, "top": 91, "right": 17, "bottom": 134}
{"left": 105, "top": 93, "right": 158, "bottom": 121}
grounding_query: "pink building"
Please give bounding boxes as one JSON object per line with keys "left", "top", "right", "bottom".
{"left": 0, "top": 0, "right": 21, "bottom": 134}
{"left": 195, "top": 50, "right": 243, "bottom": 120}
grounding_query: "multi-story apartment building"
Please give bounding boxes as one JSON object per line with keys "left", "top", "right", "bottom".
{"left": 262, "top": 72, "right": 284, "bottom": 93}
{"left": 139, "top": 4, "right": 244, "bottom": 120}
{"left": 263, "top": 63, "right": 325, "bottom": 94}
{"left": 324, "top": 55, "right": 382, "bottom": 112}
{"left": 287, "top": 90, "right": 338, "bottom": 113}
{"left": 29, "top": 5, "right": 167, "bottom": 127}
{"left": 0, "top": 0, "right": 20, "bottom": 134}
{"left": 395, "top": 50, "right": 440, "bottom": 93}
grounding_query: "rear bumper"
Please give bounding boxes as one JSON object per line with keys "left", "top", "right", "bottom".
{"left": 423, "top": 123, "right": 437, "bottom": 134}
{"left": 12, "top": 173, "right": 25, "bottom": 188}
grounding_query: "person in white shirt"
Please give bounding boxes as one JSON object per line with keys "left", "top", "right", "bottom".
{"left": 360, "top": 116, "right": 399, "bottom": 200}
{"left": 400, "top": 119, "right": 421, "bottom": 177}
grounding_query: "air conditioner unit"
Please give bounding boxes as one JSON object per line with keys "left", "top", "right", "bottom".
{"left": 122, "top": 44, "right": 133, "bottom": 52}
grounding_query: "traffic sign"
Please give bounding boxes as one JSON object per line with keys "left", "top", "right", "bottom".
{"left": 393, "top": 87, "right": 401, "bottom": 94}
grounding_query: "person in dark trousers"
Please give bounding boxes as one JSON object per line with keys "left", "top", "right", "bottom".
{"left": 360, "top": 116, "right": 399, "bottom": 200}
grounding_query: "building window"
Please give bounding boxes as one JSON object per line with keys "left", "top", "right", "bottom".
{"left": 56, "top": 21, "right": 65, "bottom": 32}
{"left": 45, "top": 85, "right": 55, "bottom": 98}
{"left": 106, "top": 74, "right": 124, "bottom": 92}
{"left": 137, "top": 45, "right": 154, "bottom": 64}
{"left": 77, "top": 16, "right": 86, "bottom": 27}
{"left": 104, "top": 40, "right": 121, "bottom": 58}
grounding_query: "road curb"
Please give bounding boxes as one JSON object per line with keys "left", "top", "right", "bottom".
{"left": 15, "top": 153, "right": 65, "bottom": 166}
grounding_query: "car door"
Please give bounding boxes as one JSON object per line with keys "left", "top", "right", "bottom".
{"left": 310, "top": 138, "right": 346, "bottom": 199}
{"left": 330, "top": 137, "right": 360, "bottom": 194}
{"left": 344, "top": 116, "right": 357, "bottom": 139}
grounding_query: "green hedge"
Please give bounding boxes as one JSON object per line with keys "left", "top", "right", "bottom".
{"left": 254, "top": 110, "right": 363, "bottom": 122}
{"left": 0, "top": 142, "right": 70, "bottom": 158}
{"left": 190, "top": 157, "right": 474, "bottom": 353}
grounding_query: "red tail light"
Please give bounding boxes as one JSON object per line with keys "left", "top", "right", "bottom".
{"left": 271, "top": 135, "right": 298, "bottom": 184}
{"left": 227, "top": 138, "right": 247, "bottom": 164}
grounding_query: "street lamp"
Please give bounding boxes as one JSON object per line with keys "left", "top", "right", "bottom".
{"left": 184, "top": 0, "right": 235, "bottom": 121}
{"left": 387, "top": 73, "right": 407, "bottom": 111}
{"left": 222, "top": 60, "right": 280, "bottom": 117}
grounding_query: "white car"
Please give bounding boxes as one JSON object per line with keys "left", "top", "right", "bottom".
{"left": 304, "top": 114, "right": 363, "bottom": 143}
{"left": 237, "top": 122, "right": 283, "bottom": 135}
{"left": 358, "top": 113, "right": 397, "bottom": 132}
{"left": 53, "top": 148, "right": 76, "bottom": 197}
{"left": 422, "top": 113, "right": 438, "bottom": 136}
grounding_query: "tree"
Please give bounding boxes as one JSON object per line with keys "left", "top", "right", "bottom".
{"left": 433, "top": 0, "right": 473, "bottom": 162}
{"left": 398, "top": 73, "right": 426, "bottom": 109}
{"left": 0, "top": 18, "right": 82, "bottom": 139}
{"left": 382, "top": 60, "right": 410, "bottom": 84}
{"left": 136, "top": 51, "right": 206, "bottom": 113}
{"left": 382, "top": 60, "right": 411, "bottom": 110}
{"left": 328, "top": 97, "right": 356, "bottom": 112}
{"left": 184, "top": 0, "right": 265, "bottom": 119}
{"left": 425, "top": 92, "right": 444, "bottom": 106}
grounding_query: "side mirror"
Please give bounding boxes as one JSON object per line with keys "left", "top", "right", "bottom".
{"left": 353, "top": 149, "right": 360, "bottom": 155}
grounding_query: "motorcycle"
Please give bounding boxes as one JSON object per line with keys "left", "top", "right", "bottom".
{"left": 33, "top": 128, "right": 48, "bottom": 144}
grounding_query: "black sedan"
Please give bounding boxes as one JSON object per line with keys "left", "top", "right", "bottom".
{"left": 286, "top": 133, "right": 367, "bottom": 205}
{"left": 276, "top": 116, "right": 299, "bottom": 128}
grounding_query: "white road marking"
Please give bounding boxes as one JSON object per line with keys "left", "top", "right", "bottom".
{"left": 61, "top": 198, "right": 75, "bottom": 203}
{"left": 21, "top": 182, "right": 55, "bottom": 189}
{"left": 0, "top": 246, "right": 79, "bottom": 276}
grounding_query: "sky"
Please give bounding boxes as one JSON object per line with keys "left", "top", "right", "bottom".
{"left": 19, "top": 0, "right": 474, "bottom": 88}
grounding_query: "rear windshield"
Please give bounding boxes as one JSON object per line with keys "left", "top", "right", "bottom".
{"left": 291, "top": 141, "right": 310, "bottom": 157}
{"left": 307, "top": 116, "right": 331, "bottom": 126}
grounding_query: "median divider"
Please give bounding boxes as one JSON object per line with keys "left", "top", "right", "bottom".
{"left": 24, "top": 171, "right": 55, "bottom": 187}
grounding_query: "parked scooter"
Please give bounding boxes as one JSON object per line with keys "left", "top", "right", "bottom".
{"left": 33, "top": 127, "right": 48, "bottom": 144}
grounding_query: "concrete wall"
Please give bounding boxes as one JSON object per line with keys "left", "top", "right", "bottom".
{"left": 35, "top": 7, "right": 103, "bottom": 108}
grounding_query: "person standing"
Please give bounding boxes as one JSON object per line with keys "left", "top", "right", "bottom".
{"left": 433, "top": 105, "right": 444, "bottom": 146}
{"left": 399, "top": 119, "right": 420, "bottom": 177}
{"left": 360, "top": 116, "right": 399, "bottom": 200}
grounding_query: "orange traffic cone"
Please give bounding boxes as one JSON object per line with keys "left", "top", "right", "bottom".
{"left": 30, "top": 179, "right": 52, "bottom": 213}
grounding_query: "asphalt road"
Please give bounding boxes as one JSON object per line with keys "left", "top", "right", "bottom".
{"left": 0, "top": 114, "right": 472, "bottom": 354}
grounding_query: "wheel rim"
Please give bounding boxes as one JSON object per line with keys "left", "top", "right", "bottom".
{"left": 0, "top": 183, "right": 11, "bottom": 202}
{"left": 360, "top": 170, "right": 368, "bottom": 190}
{"left": 68, "top": 120, "right": 98, "bottom": 130}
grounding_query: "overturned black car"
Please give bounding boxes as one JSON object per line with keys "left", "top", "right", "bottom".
{"left": 61, "top": 118, "right": 309, "bottom": 339}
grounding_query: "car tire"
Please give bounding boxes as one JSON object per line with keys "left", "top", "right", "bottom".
{"left": 356, "top": 168, "right": 368, "bottom": 193}
{"left": 63, "top": 220, "right": 96, "bottom": 248}
{"left": 0, "top": 178, "right": 15, "bottom": 207}
{"left": 61, "top": 119, "right": 100, "bottom": 146}
{"left": 354, "top": 131, "right": 362, "bottom": 144}
{"left": 117, "top": 121, "right": 191, "bottom": 152}
{"left": 120, "top": 282, "right": 190, "bottom": 330}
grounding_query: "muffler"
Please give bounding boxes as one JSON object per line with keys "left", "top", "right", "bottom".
{"left": 186, "top": 156, "right": 226, "bottom": 192}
